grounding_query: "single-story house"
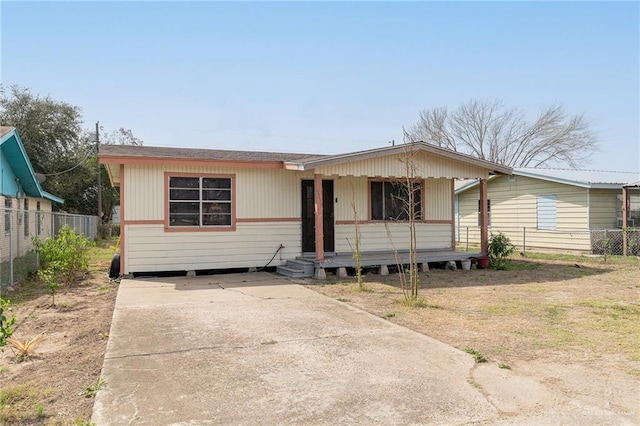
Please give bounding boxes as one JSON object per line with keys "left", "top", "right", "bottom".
{"left": 99, "top": 142, "right": 511, "bottom": 277}
{"left": 455, "top": 168, "right": 640, "bottom": 254}
{"left": 1, "top": 126, "right": 64, "bottom": 262}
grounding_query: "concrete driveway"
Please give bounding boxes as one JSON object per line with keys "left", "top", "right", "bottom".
{"left": 92, "top": 273, "right": 499, "bottom": 425}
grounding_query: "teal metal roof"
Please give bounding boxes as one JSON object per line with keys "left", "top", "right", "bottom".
{"left": 0, "top": 127, "right": 64, "bottom": 204}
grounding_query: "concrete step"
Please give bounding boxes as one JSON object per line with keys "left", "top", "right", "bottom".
{"left": 276, "top": 266, "right": 312, "bottom": 278}
{"left": 286, "top": 259, "right": 315, "bottom": 276}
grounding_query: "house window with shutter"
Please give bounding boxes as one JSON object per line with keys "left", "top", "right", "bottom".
{"left": 537, "top": 195, "right": 557, "bottom": 230}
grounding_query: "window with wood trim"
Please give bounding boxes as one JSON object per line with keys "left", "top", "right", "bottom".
{"left": 370, "top": 180, "right": 422, "bottom": 221}
{"left": 168, "top": 176, "right": 233, "bottom": 227}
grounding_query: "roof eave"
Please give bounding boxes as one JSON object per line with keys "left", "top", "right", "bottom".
{"left": 300, "top": 142, "right": 513, "bottom": 175}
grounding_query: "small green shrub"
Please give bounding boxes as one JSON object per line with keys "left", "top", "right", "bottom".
{"left": 498, "top": 363, "right": 511, "bottom": 369}
{"left": 33, "top": 226, "right": 93, "bottom": 305}
{"left": 488, "top": 232, "right": 516, "bottom": 270}
{"left": 0, "top": 298, "right": 16, "bottom": 348}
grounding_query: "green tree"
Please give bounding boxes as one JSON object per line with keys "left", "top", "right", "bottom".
{"left": 0, "top": 85, "right": 141, "bottom": 218}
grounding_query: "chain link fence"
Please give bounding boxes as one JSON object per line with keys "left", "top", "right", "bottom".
{"left": 458, "top": 226, "right": 640, "bottom": 257}
{"left": 1, "top": 208, "right": 98, "bottom": 293}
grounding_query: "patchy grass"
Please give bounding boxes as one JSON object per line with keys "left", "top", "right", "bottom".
{"left": 0, "top": 384, "right": 48, "bottom": 424}
{"left": 311, "top": 258, "right": 640, "bottom": 373}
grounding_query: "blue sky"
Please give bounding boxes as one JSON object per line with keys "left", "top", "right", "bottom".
{"left": 1, "top": 1, "right": 639, "bottom": 171}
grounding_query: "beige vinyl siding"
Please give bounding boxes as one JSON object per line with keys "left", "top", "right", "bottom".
{"left": 589, "top": 189, "right": 618, "bottom": 229}
{"left": 124, "top": 165, "right": 302, "bottom": 221}
{"left": 425, "top": 179, "right": 452, "bottom": 221}
{"left": 124, "top": 222, "right": 301, "bottom": 273}
{"left": 458, "top": 175, "right": 591, "bottom": 251}
{"left": 334, "top": 222, "right": 452, "bottom": 253}
{"left": 316, "top": 151, "right": 490, "bottom": 179}
{"left": 333, "top": 176, "right": 367, "bottom": 222}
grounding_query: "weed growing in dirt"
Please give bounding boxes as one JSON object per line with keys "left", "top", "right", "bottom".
{"left": 7, "top": 332, "right": 46, "bottom": 361}
{"left": 383, "top": 312, "right": 396, "bottom": 318}
{"left": 395, "top": 297, "right": 443, "bottom": 309}
{"left": 82, "top": 377, "right": 105, "bottom": 398}
{"left": 464, "top": 347, "right": 487, "bottom": 363}
{"left": 75, "top": 419, "right": 97, "bottom": 426}
{"left": 498, "top": 363, "right": 511, "bottom": 369}
{"left": 336, "top": 298, "right": 350, "bottom": 302}
{"left": 0, "top": 366, "right": 9, "bottom": 374}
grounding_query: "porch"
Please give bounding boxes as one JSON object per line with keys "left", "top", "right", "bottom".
{"left": 277, "top": 249, "right": 484, "bottom": 278}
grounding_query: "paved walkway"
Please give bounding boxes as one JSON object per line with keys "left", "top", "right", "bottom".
{"left": 92, "top": 273, "right": 499, "bottom": 425}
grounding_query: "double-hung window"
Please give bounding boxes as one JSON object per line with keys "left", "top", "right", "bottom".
{"left": 370, "top": 180, "right": 422, "bottom": 221}
{"left": 168, "top": 176, "right": 233, "bottom": 228}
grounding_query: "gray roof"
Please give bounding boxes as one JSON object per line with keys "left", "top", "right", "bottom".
{"left": 99, "top": 144, "right": 328, "bottom": 163}
{"left": 456, "top": 167, "right": 640, "bottom": 193}
{"left": 100, "top": 142, "right": 513, "bottom": 176}
{"left": 516, "top": 168, "right": 640, "bottom": 188}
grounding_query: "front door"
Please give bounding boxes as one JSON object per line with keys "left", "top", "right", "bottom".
{"left": 301, "top": 180, "right": 335, "bottom": 253}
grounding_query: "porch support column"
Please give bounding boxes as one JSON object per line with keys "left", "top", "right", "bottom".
{"left": 314, "top": 173, "right": 325, "bottom": 261}
{"left": 479, "top": 178, "right": 489, "bottom": 253}
{"left": 622, "top": 186, "right": 628, "bottom": 256}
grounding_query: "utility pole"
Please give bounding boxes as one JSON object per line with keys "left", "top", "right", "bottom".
{"left": 96, "top": 121, "right": 101, "bottom": 222}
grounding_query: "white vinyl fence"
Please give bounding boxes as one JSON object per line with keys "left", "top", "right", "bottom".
{"left": 1, "top": 208, "right": 98, "bottom": 293}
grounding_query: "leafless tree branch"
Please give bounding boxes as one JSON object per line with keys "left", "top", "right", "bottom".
{"left": 408, "top": 99, "right": 599, "bottom": 168}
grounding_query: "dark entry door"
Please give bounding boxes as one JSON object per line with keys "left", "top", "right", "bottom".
{"left": 301, "top": 180, "right": 335, "bottom": 253}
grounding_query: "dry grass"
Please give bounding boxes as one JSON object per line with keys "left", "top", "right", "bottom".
{"left": 312, "top": 258, "right": 640, "bottom": 375}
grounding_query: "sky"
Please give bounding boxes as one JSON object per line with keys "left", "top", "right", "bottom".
{"left": 1, "top": 1, "right": 639, "bottom": 172}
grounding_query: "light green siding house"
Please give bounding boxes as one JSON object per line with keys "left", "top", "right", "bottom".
{"left": 456, "top": 169, "right": 640, "bottom": 253}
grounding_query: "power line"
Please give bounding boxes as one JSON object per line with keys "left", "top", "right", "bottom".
{"left": 41, "top": 147, "right": 95, "bottom": 176}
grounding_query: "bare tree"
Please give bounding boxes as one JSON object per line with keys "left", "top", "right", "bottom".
{"left": 408, "top": 99, "right": 598, "bottom": 168}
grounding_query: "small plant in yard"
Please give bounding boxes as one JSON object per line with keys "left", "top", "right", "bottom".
{"left": 75, "top": 419, "right": 97, "bottom": 426}
{"left": 7, "top": 332, "right": 46, "bottom": 361}
{"left": 82, "top": 377, "right": 105, "bottom": 398}
{"left": 488, "top": 232, "right": 516, "bottom": 270}
{"left": 498, "top": 363, "right": 511, "bottom": 370}
{"left": 464, "top": 347, "right": 487, "bottom": 363}
{"left": 336, "top": 297, "right": 350, "bottom": 302}
{"left": 0, "top": 297, "right": 16, "bottom": 348}
{"left": 33, "top": 225, "right": 93, "bottom": 305}
{"left": 383, "top": 312, "right": 396, "bottom": 318}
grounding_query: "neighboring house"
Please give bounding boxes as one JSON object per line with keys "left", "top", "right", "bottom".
{"left": 455, "top": 168, "right": 640, "bottom": 253}
{"left": 99, "top": 143, "right": 511, "bottom": 277}
{"left": 1, "top": 126, "right": 64, "bottom": 262}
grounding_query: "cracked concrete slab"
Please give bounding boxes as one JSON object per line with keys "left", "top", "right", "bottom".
{"left": 93, "top": 273, "right": 500, "bottom": 425}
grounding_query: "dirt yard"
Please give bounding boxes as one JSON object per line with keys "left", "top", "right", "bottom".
{"left": 0, "top": 241, "right": 117, "bottom": 425}
{"left": 1, "top": 246, "right": 639, "bottom": 424}
{"left": 311, "top": 256, "right": 640, "bottom": 423}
